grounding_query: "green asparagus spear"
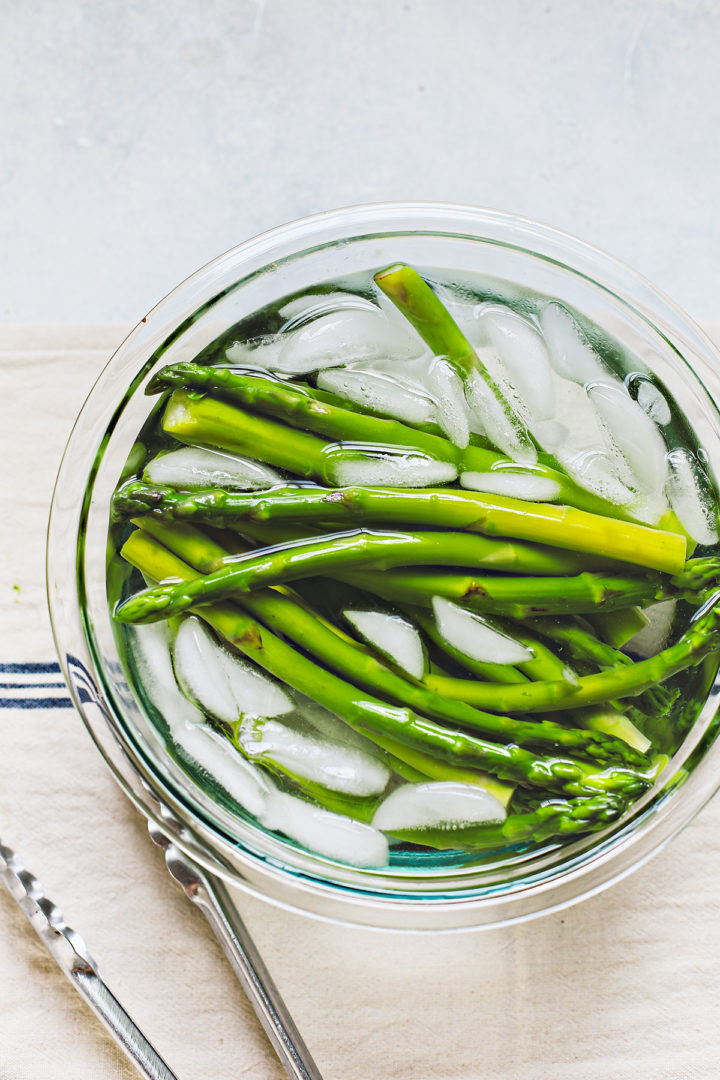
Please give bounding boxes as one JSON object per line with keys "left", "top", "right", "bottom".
{"left": 386, "top": 794, "right": 628, "bottom": 851}
{"left": 588, "top": 607, "right": 649, "bottom": 648}
{"left": 519, "top": 616, "right": 634, "bottom": 670}
{"left": 119, "top": 529, "right": 651, "bottom": 798}
{"left": 147, "top": 362, "right": 615, "bottom": 514}
{"left": 131, "top": 516, "right": 645, "bottom": 766}
{"left": 149, "top": 363, "right": 500, "bottom": 472}
{"left": 337, "top": 566, "right": 669, "bottom": 619}
{"left": 115, "top": 524, "right": 675, "bottom": 625}
{"left": 114, "top": 480, "right": 687, "bottom": 574}
{"left": 425, "top": 598, "right": 720, "bottom": 712}
{"left": 339, "top": 557, "right": 720, "bottom": 619}
{"left": 163, "top": 390, "right": 331, "bottom": 478}
{"left": 374, "top": 263, "right": 537, "bottom": 462}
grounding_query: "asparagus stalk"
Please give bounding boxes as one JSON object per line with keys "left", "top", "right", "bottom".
{"left": 337, "top": 566, "right": 669, "bottom": 619}
{"left": 568, "top": 706, "right": 651, "bottom": 755}
{"left": 374, "top": 263, "right": 537, "bottom": 462}
{"left": 149, "top": 363, "right": 502, "bottom": 472}
{"left": 588, "top": 607, "right": 649, "bottom": 648}
{"left": 497, "top": 622, "right": 578, "bottom": 684}
{"left": 386, "top": 794, "right": 628, "bottom": 851}
{"left": 339, "top": 557, "right": 720, "bottom": 619}
{"left": 116, "top": 523, "right": 673, "bottom": 625}
{"left": 114, "top": 480, "right": 687, "bottom": 575}
{"left": 148, "top": 362, "right": 616, "bottom": 514}
{"left": 131, "top": 516, "right": 645, "bottom": 766}
{"left": 119, "top": 529, "right": 651, "bottom": 797}
{"left": 519, "top": 616, "right": 633, "bottom": 671}
{"left": 425, "top": 599, "right": 720, "bottom": 712}
{"left": 163, "top": 390, "right": 330, "bottom": 479}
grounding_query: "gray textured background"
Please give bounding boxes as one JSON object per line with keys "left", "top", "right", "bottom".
{"left": 2, "top": 0, "right": 719, "bottom": 323}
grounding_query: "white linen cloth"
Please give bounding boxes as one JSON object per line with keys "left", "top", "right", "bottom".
{"left": 1, "top": 324, "right": 720, "bottom": 1080}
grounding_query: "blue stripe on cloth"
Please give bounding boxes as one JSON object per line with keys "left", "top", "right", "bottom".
{"left": 0, "top": 662, "right": 61, "bottom": 674}
{"left": 0, "top": 682, "right": 66, "bottom": 689}
{"left": 0, "top": 697, "right": 73, "bottom": 708}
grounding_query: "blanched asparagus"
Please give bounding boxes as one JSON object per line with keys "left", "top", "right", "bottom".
{"left": 386, "top": 794, "right": 628, "bottom": 850}
{"left": 131, "top": 516, "right": 646, "bottom": 766}
{"left": 119, "top": 529, "right": 652, "bottom": 798}
{"left": 114, "top": 479, "right": 687, "bottom": 574}
{"left": 425, "top": 600, "right": 720, "bottom": 712}
{"left": 375, "top": 263, "right": 537, "bottom": 463}
{"left": 148, "top": 361, "right": 614, "bottom": 514}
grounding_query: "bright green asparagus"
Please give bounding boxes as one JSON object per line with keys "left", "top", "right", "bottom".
{"left": 114, "top": 479, "right": 687, "bottom": 574}
{"left": 131, "top": 516, "right": 648, "bottom": 767}
{"left": 119, "top": 529, "right": 652, "bottom": 798}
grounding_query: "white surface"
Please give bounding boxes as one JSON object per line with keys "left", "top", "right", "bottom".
{"left": 2, "top": 1, "right": 720, "bottom": 323}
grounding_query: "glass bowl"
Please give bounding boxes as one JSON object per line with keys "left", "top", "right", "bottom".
{"left": 47, "top": 202, "right": 720, "bottom": 932}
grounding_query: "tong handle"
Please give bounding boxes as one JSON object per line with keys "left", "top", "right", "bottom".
{"left": 150, "top": 826, "right": 323, "bottom": 1080}
{"left": 0, "top": 839, "right": 179, "bottom": 1080}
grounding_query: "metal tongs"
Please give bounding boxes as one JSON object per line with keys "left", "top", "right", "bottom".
{"left": 0, "top": 834, "right": 179, "bottom": 1080}
{"left": 0, "top": 826, "right": 322, "bottom": 1080}
{"left": 148, "top": 823, "right": 322, "bottom": 1080}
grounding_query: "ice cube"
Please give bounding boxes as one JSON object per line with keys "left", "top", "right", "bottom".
{"left": 626, "top": 491, "right": 668, "bottom": 525}
{"left": 344, "top": 609, "right": 425, "bottom": 679}
{"left": 460, "top": 470, "right": 562, "bottom": 502}
{"left": 624, "top": 599, "right": 677, "bottom": 659}
{"left": 225, "top": 338, "right": 283, "bottom": 370}
{"left": 372, "top": 781, "right": 507, "bottom": 831}
{"left": 238, "top": 716, "right": 391, "bottom": 797}
{"left": 316, "top": 366, "right": 437, "bottom": 425}
{"left": 173, "top": 617, "right": 293, "bottom": 724}
{"left": 587, "top": 382, "right": 668, "bottom": 494}
{"left": 145, "top": 446, "right": 283, "bottom": 490}
{"left": 475, "top": 304, "right": 555, "bottom": 420}
{"left": 129, "top": 622, "right": 204, "bottom": 724}
{"left": 278, "top": 290, "right": 378, "bottom": 326}
{"left": 272, "top": 309, "right": 425, "bottom": 375}
{"left": 464, "top": 367, "right": 537, "bottom": 465}
{"left": 299, "top": 703, "right": 389, "bottom": 761}
{"left": 262, "top": 791, "right": 389, "bottom": 866}
{"left": 326, "top": 447, "right": 457, "bottom": 488}
{"left": 546, "top": 379, "right": 636, "bottom": 506}
{"left": 540, "top": 302, "right": 619, "bottom": 386}
{"left": 172, "top": 720, "right": 272, "bottom": 818}
{"left": 432, "top": 597, "right": 534, "bottom": 665}
{"left": 666, "top": 448, "right": 719, "bottom": 545}
{"left": 424, "top": 357, "right": 470, "bottom": 447}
